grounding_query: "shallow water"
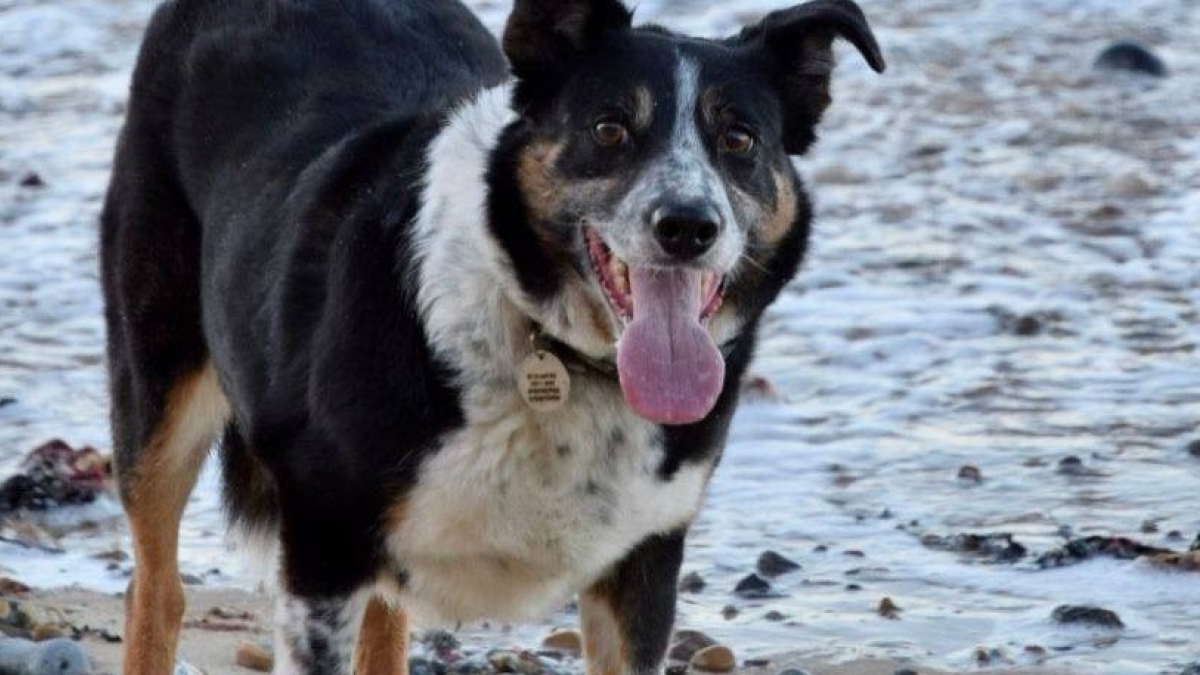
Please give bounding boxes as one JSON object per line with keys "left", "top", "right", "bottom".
{"left": 2, "top": 0, "right": 1199, "bottom": 673}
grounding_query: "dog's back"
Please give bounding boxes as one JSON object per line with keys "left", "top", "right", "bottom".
{"left": 100, "top": 1, "right": 505, "bottom": 672}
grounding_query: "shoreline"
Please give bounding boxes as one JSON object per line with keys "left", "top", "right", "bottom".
{"left": 17, "top": 586, "right": 1073, "bottom": 675}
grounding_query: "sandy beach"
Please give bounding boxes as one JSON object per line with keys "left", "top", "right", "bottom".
{"left": 25, "top": 587, "right": 1070, "bottom": 675}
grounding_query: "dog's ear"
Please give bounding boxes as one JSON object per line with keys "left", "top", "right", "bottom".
{"left": 503, "top": 0, "right": 633, "bottom": 80}
{"left": 736, "top": 0, "right": 885, "bottom": 154}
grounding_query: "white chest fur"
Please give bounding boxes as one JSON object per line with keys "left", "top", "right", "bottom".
{"left": 390, "top": 85, "right": 709, "bottom": 625}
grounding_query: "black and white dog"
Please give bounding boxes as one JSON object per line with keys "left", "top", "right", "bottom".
{"left": 100, "top": 0, "right": 883, "bottom": 672}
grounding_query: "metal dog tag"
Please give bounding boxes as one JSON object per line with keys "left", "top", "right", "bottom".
{"left": 518, "top": 350, "right": 570, "bottom": 412}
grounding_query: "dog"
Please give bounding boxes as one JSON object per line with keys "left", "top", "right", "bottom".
{"left": 99, "top": 0, "right": 883, "bottom": 672}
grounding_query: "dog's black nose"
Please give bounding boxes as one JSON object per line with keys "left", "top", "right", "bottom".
{"left": 652, "top": 205, "right": 721, "bottom": 260}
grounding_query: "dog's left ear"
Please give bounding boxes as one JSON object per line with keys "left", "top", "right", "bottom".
{"left": 503, "top": 0, "right": 633, "bottom": 80}
{"left": 736, "top": 0, "right": 885, "bottom": 154}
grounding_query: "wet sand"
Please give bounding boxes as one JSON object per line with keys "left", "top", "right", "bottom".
{"left": 32, "top": 587, "right": 1071, "bottom": 675}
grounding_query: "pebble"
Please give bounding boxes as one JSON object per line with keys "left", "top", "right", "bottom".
{"left": 733, "top": 574, "right": 773, "bottom": 599}
{"left": 541, "top": 629, "right": 582, "bottom": 656}
{"left": 956, "top": 465, "right": 983, "bottom": 483}
{"left": 762, "top": 611, "right": 785, "bottom": 622}
{"left": 1094, "top": 42, "right": 1168, "bottom": 77}
{"left": 689, "top": 645, "right": 735, "bottom": 673}
{"left": 0, "top": 397, "right": 15, "bottom": 408}
{"left": 720, "top": 605, "right": 738, "bottom": 620}
{"left": 877, "top": 597, "right": 902, "bottom": 619}
{"left": 0, "top": 636, "right": 91, "bottom": 675}
{"left": 755, "top": 551, "right": 801, "bottom": 577}
{"left": 1056, "top": 455, "right": 1085, "bottom": 475}
{"left": 920, "top": 532, "right": 1027, "bottom": 563}
{"left": 30, "top": 625, "right": 64, "bottom": 642}
{"left": 1180, "top": 664, "right": 1200, "bottom": 675}
{"left": 0, "top": 578, "right": 31, "bottom": 596}
{"left": 18, "top": 172, "right": 44, "bottom": 189}
{"left": 665, "top": 665, "right": 688, "bottom": 675}
{"left": 1187, "top": 439, "right": 1200, "bottom": 459}
{"left": 235, "top": 641, "right": 273, "bottom": 672}
{"left": 894, "top": 670, "right": 919, "bottom": 675}
{"left": 779, "top": 670, "right": 814, "bottom": 675}
{"left": 1012, "top": 314, "right": 1042, "bottom": 336}
{"left": 678, "top": 571, "right": 706, "bottom": 593}
{"left": 742, "top": 658, "right": 770, "bottom": 668}
{"left": 1051, "top": 605, "right": 1124, "bottom": 629}
{"left": 669, "top": 630, "right": 716, "bottom": 662}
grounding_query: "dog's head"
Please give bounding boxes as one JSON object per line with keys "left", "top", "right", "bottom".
{"left": 487, "top": 0, "right": 884, "bottom": 425}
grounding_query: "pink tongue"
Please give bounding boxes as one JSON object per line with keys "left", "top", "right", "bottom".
{"left": 616, "top": 267, "right": 726, "bottom": 425}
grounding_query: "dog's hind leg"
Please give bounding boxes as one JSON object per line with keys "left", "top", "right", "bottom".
{"left": 102, "top": 113, "right": 229, "bottom": 672}
{"left": 118, "top": 364, "right": 228, "bottom": 675}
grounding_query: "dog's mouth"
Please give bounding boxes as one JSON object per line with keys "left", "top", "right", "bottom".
{"left": 584, "top": 227, "right": 724, "bottom": 324}
{"left": 583, "top": 226, "right": 727, "bottom": 426}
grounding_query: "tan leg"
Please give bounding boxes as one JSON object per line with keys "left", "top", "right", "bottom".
{"left": 355, "top": 597, "right": 409, "bottom": 675}
{"left": 122, "top": 364, "right": 229, "bottom": 675}
{"left": 580, "top": 589, "right": 625, "bottom": 675}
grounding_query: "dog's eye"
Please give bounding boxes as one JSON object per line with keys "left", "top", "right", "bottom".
{"left": 592, "top": 121, "right": 630, "bottom": 147}
{"left": 720, "top": 126, "right": 756, "bottom": 155}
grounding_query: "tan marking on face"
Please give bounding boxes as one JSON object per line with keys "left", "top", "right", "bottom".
{"left": 762, "top": 167, "right": 799, "bottom": 244}
{"left": 356, "top": 597, "right": 410, "bottom": 675}
{"left": 122, "top": 362, "right": 230, "bottom": 675}
{"left": 579, "top": 586, "right": 628, "bottom": 675}
{"left": 516, "top": 140, "right": 567, "bottom": 224}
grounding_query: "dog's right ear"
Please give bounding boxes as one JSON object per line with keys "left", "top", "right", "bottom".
{"left": 503, "top": 0, "right": 633, "bottom": 81}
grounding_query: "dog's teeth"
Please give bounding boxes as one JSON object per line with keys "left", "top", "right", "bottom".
{"left": 611, "top": 258, "right": 629, "bottom": 297}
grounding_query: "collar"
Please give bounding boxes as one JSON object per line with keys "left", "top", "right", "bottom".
{"left": 531, "top": 325, "right": 738, "bottom": 381}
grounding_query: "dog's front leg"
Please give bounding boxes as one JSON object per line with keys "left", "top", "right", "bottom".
{"left": 580, "top": 529, "right": 687, "bottom": 675}
{"left": 273, "top": 591, "right": 369, "bottom": 675}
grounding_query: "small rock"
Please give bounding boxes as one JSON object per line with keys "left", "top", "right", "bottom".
{"left": 1140, "top": 520, "right": 1159, "bottom": 534}
{"left": 665, "top": 665, "right": 689, "bottom": 675}
{"left": 1179, "top": 663, "right": 1200, "bottom": 675}
{"left": 957, "top": 465, "right": 983, "bottom": 483}
{"left": 1057, "top": 456, "right": 1085, "bottom": 476}
{"left": 1012, "top": 314, "right": 1042, "bottom": 336}
{"left": 409, "top": 657, "right": 446, "bottom": 675}
{"left": 742, "top": 658, "right": 770, "bottom": 668}
{"left": 420, "top": 629, "right": 460, "bottom": 654}
{"left": 780, "top": 670, "right": 814, "bottom": 675}
{"left": 31, "top": 624, "right": 64, "bottom": 642}
{"left": 1187, "top": 440, "right": 1200, "bottom": 459}
{"left": 180, "top": 573, "right": 204, "bottom": 586}
{"left": 720, "top": 605, "right": 738, "bottom": 620}
{"left": 756, "top": 551, "right": 801, "bottom": 577}
{"left": 1051, "top": 605, "right": 1124, "bottom": 629}
{"left": 1036, "top": 536, "right": 1171, "bottom": 569}
{"left": 541, "top": 629, "right": 582, "bottom": 655}
{"left": 762, "top": 611, "right": 785, "bottom": 622}
{"left": 894, "top": 670, "right": 919, "bottom": 675}
{"left": 1094, "top": 42, "right": 1168, "bottom": 77}
{"left": 669, "top": 630, "right": 717, "bottom": 662}
{"left": 1191, "top": 534, "right": 1200, "bottom": 552}
{"left": 18, "top": 172, "right": 45, "bottom": 189}
{"left": 0, "top": 397, "right": 15, "bottom": 408}
{"left": 689, "top": 645, "right": 735, "bottom": 673}
{"left": 877, "top": 597, "right": 902, "bottom": 619}
{"left": 679, "top": 571, "right": 706, "bottom": 593}
{"left": 236, "top": 641, "right": 273, "bottom": 672}
{"left": 0, "top": 577, "right": 31, "bottom": 596}
{"left": 920, "top": 532, "right": 1027, "bottom": 563}
{"left": 733, "top": 574, "right": 773, "bottom": 599}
